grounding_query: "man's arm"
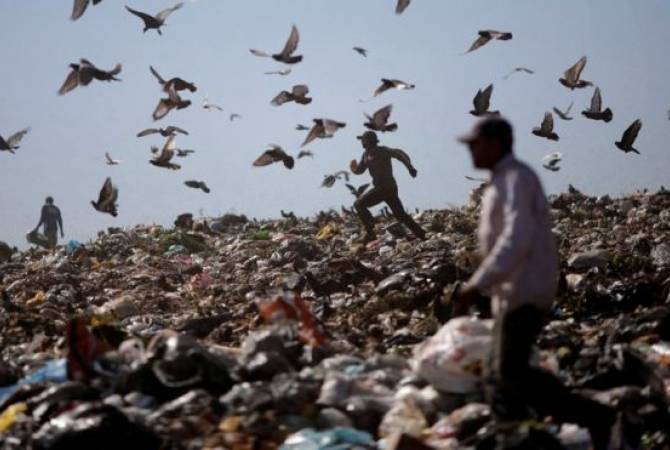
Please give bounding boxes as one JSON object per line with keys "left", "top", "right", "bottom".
{"left": 389, "top": 148, "right": 417, "bottom": 177}
{"left": 57, "top": 208, "right": 64, "bottom": 237}
{"left": 34, "top": 206, "right": 46, "bottom": 232}
{"left": 350, "top": 154, "right": 368, "bottom": 175}
{"left": 466, "top": 170, "right": 536, "bottom": 292}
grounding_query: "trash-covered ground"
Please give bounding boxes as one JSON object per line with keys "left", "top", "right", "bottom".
{"left": 1, "top": 187, "right": 670, "bottom": 449}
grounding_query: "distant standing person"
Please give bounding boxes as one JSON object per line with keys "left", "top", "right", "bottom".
{"left": 350, "top": 131, "right": 426, "bottom": 242}
{"left": 454, "top": 117, "right": 617, "bottom": 449}
{"left": 33, "top": 197, "right": 64, "bottom": 249}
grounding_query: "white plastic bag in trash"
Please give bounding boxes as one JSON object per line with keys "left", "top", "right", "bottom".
{"left": 411, "top": 317, "right": 493, "bottom": 394}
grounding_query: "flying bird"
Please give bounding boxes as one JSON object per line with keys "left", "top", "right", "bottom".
{"left": 615, "top": 119, "right": 642, "bottom": 154}
{"left": 364, "top": 104, "right": 398, "bottom": 132}
{"left": 250, "top": 25, "right": 302, "bottom": 64}
{"left": 532, "top": 112, "right": 559, "bottom": 141}
{"left": 176, "top": 149, "right": 195, "bottom": 157}
{"left": 296, "top": 124, "right": 310, "bottom": 131}
{"left": 281, "top": 210, "right": 297, "bottom": 220}
{"left": 137, "top": 126, "right": 188, "bottom": 137}
{"left": 581, "top": 87, "right": 613, "bottom": 122}
{"left": 302, "top": 119, "right": 346, "bottom": 147}
{"left": 153, "top": 89, "right": 191, "bottom": 121}
{"left": 253, "top": 145, "right": 295, "bottom": 169}
{"left": 264, "top": 69, "right": 292, "bottom": 76}
{"left": 271, "top": 84, "right": 312, "bottom": 106}
{"left": 470, "top": 84, "right": 498, "bottom": 116}
{"left": 150, "top": 66, "right": 196, "bottom": 93}
{"left": 542, "top": 152, "right": 563, "bottom": 172}
{"left": 321, "top": 171, "right": 350, "bottom": 188}
{"left": 58, "top": 59, "right": 121, "bottom": 95}
{"left": 464, "top": 30, "right": 513, "bottom": 54}
{"left": 0, "top": 127, "right": 30, "bottom": 154}
{"left": 229, "top": 114, "right": 241, "bottom": 121}
{"left": 373, "top": 78, "right": 415, "bottom": 97}
{"left": 105, "top": 152, "right": 121, "bottom": 165}
{"left": 345, "top": 183, "right": 370, "bottom": 198}
{"left": 353, "top": 47, "right": 367, "bottom": 57}
{"left": 71, "top": 0, "right": 104, "bottom": 21}
{"left": 553, "top": 102, "right": 574, "bottom": 121}
{"left": 91, "top": 177, "right": 118, "bottom": 217}
{"left": 297, "top": 150, "right": 314, "bottom": 159}
{"left": 125, "top": 3, "right": 184, "bottom": 35}
{"left": 559, "top": 56, "right": 593, "bottom": 90}
{"left": 203, "top": 98, "right": 223, "bottom": 111}
{"left": 395, "top": 0, "right": 411, "bottom": 14}
{"left": 184, "top": 180, "right": 210, "bottom": 193}
{"left": 503, "top": 67, "right": 534, "bottom": 79}
{"left": 149, "top": 135, "right": 181, "bottom": 169}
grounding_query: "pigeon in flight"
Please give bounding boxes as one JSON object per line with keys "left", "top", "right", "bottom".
{"left": 395, "top": 0, "right": 411, "bottom": 14}
{"left": 296, "top": 124, "right": 310, "bottom": 131}
{"left": 105, "top": 152, "right": 121, "bottom": 165}
{"left": 153, "top": 89, "right": 191, "bottom": 121}
{"left": 91, "top": 177, "right": 118, "bottom": 217}
{"left": 0, "top": 127, "right": 30, "bottom": 154}
{"left": 297, "top": 150, "right": 314, "bottom": 159}
{"left": 71, "top": 0, "right": 103, "bottom": 21}
{"left": 149, "top": 135, "right": 181, "bottom": 169}
{"left": 321, "top": 171, "right": 350, "bottom": 188}
{"left": 532, "top": 112, "right": 559, "bottom": 141}
{"left": 553, "top": 102, "right": 574, "bottom": 121}
{"left": 353, "top": 47, "right": 368, "bottom": 57}
{"left": 615, "top": 119, "right": 642, "bottom": 154}
{"left": 150, "top": 66, "right": 196, "bottom": 94}
{"left": 464, "top": 30, "right": 513, "bottom": 54}
{"left": 581, "top": 87, "right": 613, "bottom": 122}
{"left": 373, "top": 78, "right": 415, "bottom": 97}
{"left": 345, "top": 183, "right": 370, "bottom": 198}
{"left": 364, "top": 104, "right": 398, "bottom": 132}
{"left": 58, "top": 59, "right": 121, "bottom": 95}
{"left": 503, "top": 67, "right": 534, "bottom": 79}
{"left": 253, "top": 145, "right": 295, "bottom": 169}
{"left": 125, "top": 3, "right": 184, "bottom": 35}
{"left": 250, "top": 25, "right": 303, "bottom": 64}
{"left": 184, "top": 180, "right": 210, "bottom": 193}
{"left": 559, "top": 56, "right": 593, "bottom": 90}
{"left": 203, "top": 98, "right": 223, "bottom": 111}
{"left": 470, "top": 84, "right": 499, "bottom": 116}
{"left": 229, "top": 114, "right": 241, "bottom": 121}
{"left": 137, "top": 126, "right": 188, "bottom": 137}
{"left": 281, "top": 210, "right": 297, "bottom": 220}
{"left": 271, "top": 84, "right": 312, "bottom": 106}
{"left": 302, "top": 119, "right": 346, "bottom": 147}
{"left": 542, "top": 152, "right": 563, "bottom": 172}
{"left": 264, "top": 69, "right": 292, "bottom": 76}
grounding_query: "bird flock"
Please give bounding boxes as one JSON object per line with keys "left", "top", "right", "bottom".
{"left": 0, "top": 0, "right": 659, "bottom": 220}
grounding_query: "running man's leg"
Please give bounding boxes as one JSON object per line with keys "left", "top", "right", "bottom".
{"left": 354, "top": 186, "right": 387, "bottom": 238}
{"left": 385, "top": 193, "right": 426, "bottom": 239}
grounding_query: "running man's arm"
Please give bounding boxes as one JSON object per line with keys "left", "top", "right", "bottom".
{"left": 350, "top": 154, "right": 368, "bottom": 175}
{"left": 389, "top": 148, "right": 417, "bottom": 177}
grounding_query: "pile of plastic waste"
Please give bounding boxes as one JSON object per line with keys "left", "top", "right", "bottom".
{"left": 0, "top": 187, "right": 669, "bottom": 449}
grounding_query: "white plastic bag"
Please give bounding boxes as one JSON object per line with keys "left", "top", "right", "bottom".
{"left": 412, "top": 317, "right": 493, "bottom": 394}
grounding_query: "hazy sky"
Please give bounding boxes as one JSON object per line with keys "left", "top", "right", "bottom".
{"left": 1, "top": 0, "right": 669, "bottom": 248}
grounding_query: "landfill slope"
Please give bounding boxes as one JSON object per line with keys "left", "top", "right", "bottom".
{"left": 0, "top": 188, "right": 669, "bottom": 448}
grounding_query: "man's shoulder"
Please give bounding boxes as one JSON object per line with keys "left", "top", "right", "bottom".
{"left": 506, "top": 156, "right": 540, "bottom": 182}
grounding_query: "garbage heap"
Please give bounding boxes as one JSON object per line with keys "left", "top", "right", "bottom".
{"left": 1, "top": 188, "right": 669, "bottom": 449}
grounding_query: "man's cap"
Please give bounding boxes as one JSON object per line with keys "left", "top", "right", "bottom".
{"left": 357, "top": 130, "right": 379, "bottom": 142}
{"left": 458, "top": 117, "right": 513, "bottom": 146}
